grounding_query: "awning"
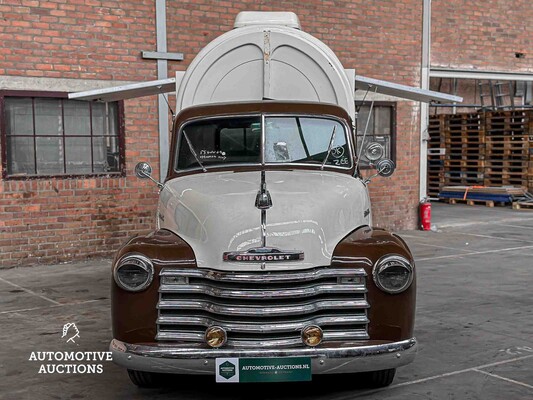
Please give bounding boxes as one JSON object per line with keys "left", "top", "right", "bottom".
{"left": 69, "top": 74, "right": 462, "bottom": 104}
{"left": 355, "top": 75, "right": 462, "bottom": 103}
{"left": 68, "top": 77, "right": 176, "bottom": 101}
{"left": 430, "top": 68, "right": 533, "bottom": 82}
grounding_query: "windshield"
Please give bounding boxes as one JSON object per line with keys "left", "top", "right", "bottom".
{"left": 176, "top": 115, "right": 351, "bottom": 171}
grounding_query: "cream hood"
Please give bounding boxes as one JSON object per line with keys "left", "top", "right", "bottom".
{"left": 159, "top": 170, "right": 371, "bottom": 271}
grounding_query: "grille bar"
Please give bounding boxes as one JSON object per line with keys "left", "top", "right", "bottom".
{"left": 159, "top": 282, "right": 366, "bottom": 299}
{"left": 160, "top": 267, "right": 366, "bottom": 283}
{"left": 158, "top": 299, "right": 368, "bottom": 316}
{"left": 157, "top": 315, "right": 369, "bottom": 333}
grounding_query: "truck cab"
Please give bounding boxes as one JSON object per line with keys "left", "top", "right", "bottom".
{"left": 106, "top": 11, "right": 417, "bottom": 388}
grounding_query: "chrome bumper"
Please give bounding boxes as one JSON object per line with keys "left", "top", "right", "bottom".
{"left": 110, "top": 338, "right": 417, "bottom": 375}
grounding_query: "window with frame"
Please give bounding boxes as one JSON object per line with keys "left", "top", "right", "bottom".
{"left": 1, "top": 92, "right": 124, "bottom": 178}
{"left": 355, "top": 102, "right": 396, "bottom": 168}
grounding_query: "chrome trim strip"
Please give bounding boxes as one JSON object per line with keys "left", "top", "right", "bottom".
{"left": 159, "top": 283, "right": 366, "bottom": 299}
{"left": 110, "top": 338, "right": 418, "bottom": 375}
{"left": 159, "top": 267, "right": 367, "bottom": 283}
{"left": 157, "top": 299, "right": 369, "bottom": 316}
{"left": 157, "top": 315, "right": 369, "bottom": 332}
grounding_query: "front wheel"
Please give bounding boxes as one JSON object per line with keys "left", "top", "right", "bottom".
{"left": 365, "top": 368, "right": 396, "bottom": 387}
{"left": 127, "top": 369, "right": 162, "bottom": 388}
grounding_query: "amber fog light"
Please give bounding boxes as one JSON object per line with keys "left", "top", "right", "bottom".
{"left": 114, "top": 254, "right": 154, "bottom": 292}
{"left": 205, "top": 326, "right": 227, "bottom": 348}
{"left": 301, "top": 325, "right": 323, "bottom": 347}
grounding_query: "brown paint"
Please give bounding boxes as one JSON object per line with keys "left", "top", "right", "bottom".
{"left": 332, "top": 226, "right": 416, "bottom": 341}
{"left": 111, "top": 229, "right": 196, "bottom": 344}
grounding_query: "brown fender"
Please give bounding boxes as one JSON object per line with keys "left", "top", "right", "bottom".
{"left": 332, "top": 225, "right": 416, "bottom": 341}
{"left": 111, "top": 229, "right": 196, "bottom": 344}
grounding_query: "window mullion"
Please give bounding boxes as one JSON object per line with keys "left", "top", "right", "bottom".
{"left": 61, "top": 98, "right": 67, "bottom": 173}
{"left": 89, "top": 103, "right": 94, "bottom": 173}
{"left": 31, "top": 98, "right": 37, "bottom": 175}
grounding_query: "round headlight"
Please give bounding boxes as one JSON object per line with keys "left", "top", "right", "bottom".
{"left": 114, "top": 254, "right": 154, "bottom": 292}
{"left": 373, "top": 255, "right": 413, "bottom": 294}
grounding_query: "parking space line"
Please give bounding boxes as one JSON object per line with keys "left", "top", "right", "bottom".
{"left": 0, "top": 276, "right": 61, "bottom": 305}
{"left": 452, "top": 232, "right": 533, "bottom": 244}
{"left": 500, "top": 223, "right": 533, "bottom": 231}
{"left": 334, "top": 354, "right": 533, "bottom": 399}
{"left": 416, "top": 245, "right": 533, "bottom": 262}
{"left": 473, "top": 368, "right": 533, "bottom": 390}
{"left": 408, "top": 242, "right": 472, "bottom": 252}
{"left": 0, "top": 299, "right": 107, "bottom": 315}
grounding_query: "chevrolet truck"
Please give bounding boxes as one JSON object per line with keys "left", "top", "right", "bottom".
{"left": 69, "top": 11, "right": 460, "bottom": 389}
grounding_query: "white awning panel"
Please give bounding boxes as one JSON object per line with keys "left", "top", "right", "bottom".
{"left": 430, "top": 68, "right": 533, "bottom": 82}
{"left": 68, "top": 78, "right": 176, "bottom": 102}
{"left": 355, "top": 75, "right": 462, "bottom": 103}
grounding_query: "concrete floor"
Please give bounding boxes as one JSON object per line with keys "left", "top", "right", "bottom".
{"left": 1, "top": 202, "right": 533, "bottom": 399}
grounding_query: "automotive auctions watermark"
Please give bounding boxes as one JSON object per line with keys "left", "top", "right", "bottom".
{"left": 28, "top": 323, "right": 113, "bottom": 374}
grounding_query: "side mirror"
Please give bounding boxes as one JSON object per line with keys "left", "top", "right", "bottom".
{"left": 134, "top": 162, "right": 164, "bottom": 189}
{"left": 376, "top": 159, "right": 395, "bottom": 177}
{"left": 135, "top": 162, "right": 153, "bottom": 179}
{"left": 363, "top": 158, "right": 396, "bottom": 184}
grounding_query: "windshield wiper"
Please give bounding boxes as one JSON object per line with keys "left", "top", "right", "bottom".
{"left": 320, "top": 125, "right": 337, "bottom": 170}
{"left": 182, "top": 129, "right": 207, "bottom": 172}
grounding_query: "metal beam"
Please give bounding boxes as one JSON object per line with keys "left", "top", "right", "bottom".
{"left": 355, "top": 75, "right": 463, "bottom": 103}
{"left": 68, "top": 78, "right": 176, "bottom": 102}
{"left": 419, "top": 0, "right": 431, "bottom": 201}
{"left": 142, "top": 51, "right": 184, "bottom": 61}
{"left": 156, "top": 0, "right": 169, "bottom": 181}
{"left": 430, "top": 68, "right": 533, "bottom": 81}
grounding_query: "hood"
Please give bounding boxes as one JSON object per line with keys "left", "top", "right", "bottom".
{"left": 159, "top": 170, "right": 371, "bottom": 271}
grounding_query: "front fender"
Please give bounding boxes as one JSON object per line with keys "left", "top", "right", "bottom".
{"left": 111, "top": 229, "right": 196, "bottom": 344}
{"left": 332, "top": 225, "right": 416, "bottom": 341}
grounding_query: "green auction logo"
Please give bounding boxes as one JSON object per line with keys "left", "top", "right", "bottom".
{"left": 219, "top": 361, "right": 236, "bottom": 380}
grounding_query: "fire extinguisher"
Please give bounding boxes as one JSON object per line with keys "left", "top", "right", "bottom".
{"left": 419, "top": 198, "right": 431, "bottom": 231}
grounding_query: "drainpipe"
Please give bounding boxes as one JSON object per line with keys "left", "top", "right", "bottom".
{"left": 419, "top": 0, "right": 431, "bottom": 200}
{"left": 156, "top": 0, "right": 169, "bottom": 182}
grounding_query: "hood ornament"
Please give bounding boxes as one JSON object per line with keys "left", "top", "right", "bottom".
{"left": 255, "top": 171, "right": 272, "bottom": 210}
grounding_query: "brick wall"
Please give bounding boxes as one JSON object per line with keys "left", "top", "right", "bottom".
{"left": 1, "top": 0, "right": 423, "bottom": 267}
{"left": 431, "top": 0, "right": 533, "bottom": 72}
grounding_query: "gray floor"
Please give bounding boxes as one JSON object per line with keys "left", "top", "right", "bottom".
{"left": 1, "top": 202, "right": 533, "bottom": 399}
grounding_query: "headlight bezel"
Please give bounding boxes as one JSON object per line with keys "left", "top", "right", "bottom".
{"left": 372, "top": 254, "right": 414, "bottom": 294}
{"left": 114, "top": 253, "right": 154, "bottom": 292}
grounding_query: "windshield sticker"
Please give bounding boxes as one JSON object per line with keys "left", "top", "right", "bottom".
{"left": 331, "top": 146, "right": 344, "bottom": 158}
{"left": 199, "top": 150, "right": 227, "bottom": 161}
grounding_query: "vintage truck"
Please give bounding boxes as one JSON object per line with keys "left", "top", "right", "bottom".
{"left": 70, "top": 11, "right": 460, "bottom": 388}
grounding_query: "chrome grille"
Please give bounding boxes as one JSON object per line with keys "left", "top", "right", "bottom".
{"left": 157, "top": 267, "right": 369, "bottom": 347}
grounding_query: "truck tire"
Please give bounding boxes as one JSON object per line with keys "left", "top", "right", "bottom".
{"left": 127, "top": 369, "right": 162, "bottom": 388}
{"left": 366, "top": 368, "right": 396, "bottom": 387}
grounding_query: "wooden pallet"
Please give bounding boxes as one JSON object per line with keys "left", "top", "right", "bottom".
{"left": 512, "top": 201, "right": 533, "bottom": 210}
{"left": 444, "top": 198, "right": 496, "bottom": 207}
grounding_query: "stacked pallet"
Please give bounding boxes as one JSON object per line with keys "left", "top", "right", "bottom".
{"left": 428, "top": 110, "right": 533, "bottom": 198}
{"left": 444, "top": 113, "right": 485, "bottom": 187}
{"left": 427, "top": 115, "right": 446, "bottom": 197}
{"left": 484, "top": 111, "right": 530, "bottom": 187}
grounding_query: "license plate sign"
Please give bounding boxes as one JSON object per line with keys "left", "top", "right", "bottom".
{"left": 215, "top": 357, "right": 312, "bottom": 383}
